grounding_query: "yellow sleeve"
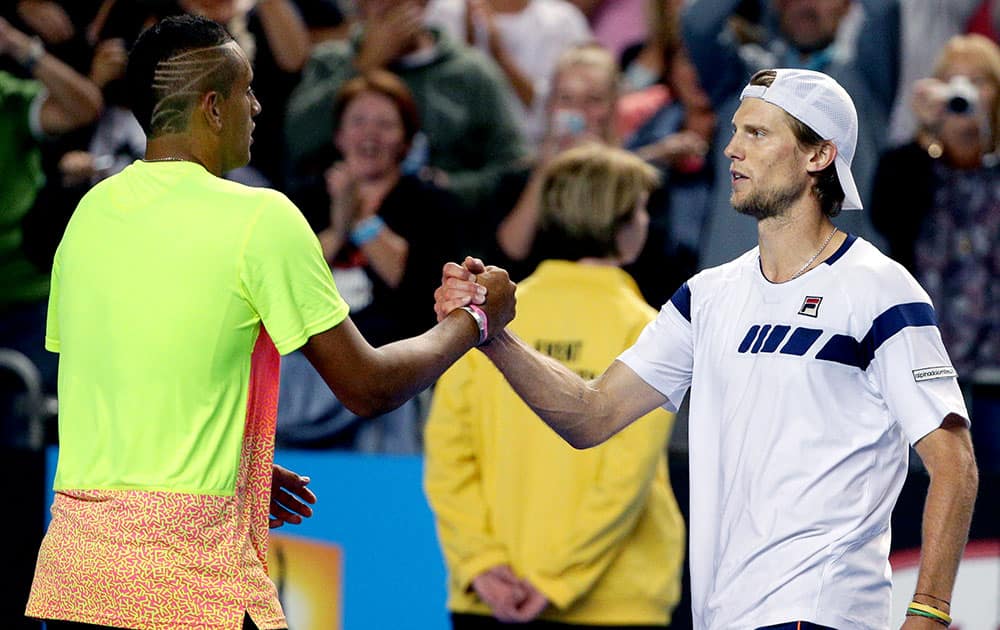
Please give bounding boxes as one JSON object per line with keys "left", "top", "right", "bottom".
{"left": 526, "top": 407, "right": 675, "bottom": 609}
{"left": 44, "top": 258, "right": 60, "bottom": 352}
{"left": 239, "top": 190, "right": 349, "bottom": 355}
{"left": 423, "top": 356, "right": 509, "bottom": 592}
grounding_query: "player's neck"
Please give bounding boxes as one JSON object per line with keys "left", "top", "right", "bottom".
{"left": 576, "top": 256, "right": 623, "bottom": 268}
{"left": 757, "top": 207, "right": 841, "bottom": 283}
{"left": 144, "top": 136, "right": 215, "bottom": 174}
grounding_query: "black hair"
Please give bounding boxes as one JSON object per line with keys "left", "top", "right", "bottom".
{"left": 126, "top": 15, "right": 236, "bottom": 136}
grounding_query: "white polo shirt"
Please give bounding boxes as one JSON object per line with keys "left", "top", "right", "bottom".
{"left": 619, "top": 235, "right": 969, "bottom": 630}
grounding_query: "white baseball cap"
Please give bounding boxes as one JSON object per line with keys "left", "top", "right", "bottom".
{"left": 739, "top": 68, "right": 863, "bottom": 211}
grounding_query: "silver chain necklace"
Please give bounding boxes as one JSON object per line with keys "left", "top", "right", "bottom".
{"left": 789, "top": 226, "right": 839, "bottom": 280}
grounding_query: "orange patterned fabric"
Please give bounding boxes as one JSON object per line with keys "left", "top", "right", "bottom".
{"left": 27, "top": 330, "right": 287, "bottom": 630}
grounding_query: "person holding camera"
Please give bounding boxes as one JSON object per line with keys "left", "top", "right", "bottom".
{"left": 871, "top": 33, "right": 1000, "bottom": 474}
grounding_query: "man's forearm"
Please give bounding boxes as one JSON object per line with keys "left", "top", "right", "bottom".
{"left": 33, "top": 51, "right": 103, "bottom": 127}
{"left": 256, "top": 0, "right": 311, "bottom": 72}
{"left": 3, "top": 24, "right": 102, "bottom": 132}
{"left": 303, "top": 307, "right": 482, "bottom": 418}
{"left": 496, "top": 173, "right": 542, "bottom": 260}
{"left": 361, "top": 309, "right": 484, "bottom": 415}
{"left": 492, "top": 47, "right": 534, "bottom": 107}
{"left": 479, "top": 330, "right": 610, "bottom": 448}
{"left": 912, "top": 423, "right": 979, "bottom": 606}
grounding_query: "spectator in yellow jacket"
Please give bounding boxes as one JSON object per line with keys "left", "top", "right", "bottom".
{"left": 424, "top": 143, "right": 685, "bottom": 629}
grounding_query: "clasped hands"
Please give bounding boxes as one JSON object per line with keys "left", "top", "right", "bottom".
{"left": 435, "top": 256, "right": 516, "bottom": 343}
{"left": 472, "top": 565, "right": 549, "bottom": 623}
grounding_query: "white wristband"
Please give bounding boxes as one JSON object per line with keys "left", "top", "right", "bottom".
{"left": 459, "top": 304, "right": 488, "bottom": 345}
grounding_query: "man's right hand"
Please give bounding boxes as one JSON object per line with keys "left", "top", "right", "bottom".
{"left": 355, "top": 1, "right": 424, "bottom": 72}
{"left": 471, "top": 263, "right": 516, "bottom": 343}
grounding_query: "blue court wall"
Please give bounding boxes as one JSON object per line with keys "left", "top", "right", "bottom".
{"left": 270, "top": 450, "right": 451, "bottom": 630}
{"left": 42, "top": 448, "right": 999, "bottom": 629}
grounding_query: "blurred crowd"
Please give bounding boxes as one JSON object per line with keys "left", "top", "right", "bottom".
{"left": 1, "top": 0, "right": 998, "bottom": 467}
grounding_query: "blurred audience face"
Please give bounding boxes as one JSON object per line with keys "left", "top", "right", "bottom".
{"left": 775, "top": 0, "right": 851, "bottom": 53}
{"left": 934, "top": 36, "right": 1000, "bottom": 156}
{"left": 548, "top": 63, "right": 618, "bottom": 143}
{"left": 335, "top": 91, "right": 409, "bottom": 180}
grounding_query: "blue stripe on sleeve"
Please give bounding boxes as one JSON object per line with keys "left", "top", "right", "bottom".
{"left": 816, "top": 302, "right": 937, "bottom": 369}
{"left": 815, "top": 334, "right": 865, "bottom": 368}
{"left": 670, "top": 282, "right": 692, "bottom": 322}
{"left": 865, "top": 302, "right": 937, "bottom": 351}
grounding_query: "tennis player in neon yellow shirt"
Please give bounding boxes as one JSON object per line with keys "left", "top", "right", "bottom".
{"left": 25, "top": 15, "right": 516, "bottom": 630}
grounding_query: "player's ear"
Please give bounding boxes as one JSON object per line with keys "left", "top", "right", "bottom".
{"left": 806, "top": 140, "right": 837, "bottom": 174}
{"left": 200, "top": 91, "right": 224, "bottom": 134}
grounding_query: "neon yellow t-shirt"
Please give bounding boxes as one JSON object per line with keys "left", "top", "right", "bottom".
{"left": 46, "top": 160, "right": 348, "bottom": 494}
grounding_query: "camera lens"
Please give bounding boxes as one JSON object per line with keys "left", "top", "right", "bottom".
{"left": 947, "top": 95, "right": 973, "bottom": 115}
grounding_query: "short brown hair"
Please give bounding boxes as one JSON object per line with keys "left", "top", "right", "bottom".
{"left": 749, "top": 69, "right": 845, "bottom": 217}
{"left": 536, "top": 143, "right": 660, "bottom": 261}
{"left": 332, "top": 70, "right": 420, "bottom": 147}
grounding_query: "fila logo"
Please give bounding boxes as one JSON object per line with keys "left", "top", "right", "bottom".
{"left": 798, "top": 296, "right": 823, "bottom": 317}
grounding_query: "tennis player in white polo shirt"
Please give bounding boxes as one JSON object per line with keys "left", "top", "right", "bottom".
{"left": 434, "top": 68, "right": 979, "bottom": 630}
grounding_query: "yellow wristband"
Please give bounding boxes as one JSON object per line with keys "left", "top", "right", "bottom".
{"left": 907, "top": 601, "right": 952, "bottom": 625}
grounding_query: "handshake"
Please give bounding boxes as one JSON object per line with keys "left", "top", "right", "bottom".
{"left": 434, "top": 256, "right": 517, "bottom": 347}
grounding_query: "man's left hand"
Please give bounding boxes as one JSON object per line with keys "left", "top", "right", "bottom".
{"left": 269, "top": 464, "right": 317, "bottom": 529}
